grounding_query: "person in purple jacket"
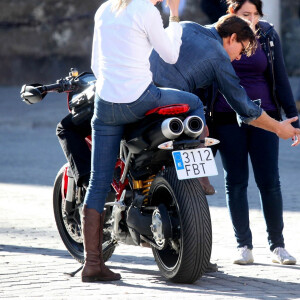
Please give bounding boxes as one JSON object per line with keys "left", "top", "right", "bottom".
{"left": 209, "top": 0, "right": 299, "bottom": 265}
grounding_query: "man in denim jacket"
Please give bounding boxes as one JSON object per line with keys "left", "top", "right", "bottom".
{"left": 150, "top": 15, "right": 300, "bottom": 143}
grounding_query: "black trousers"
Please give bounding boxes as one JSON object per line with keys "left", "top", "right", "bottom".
{"left": 56, "top": 114, "right": 91, "bottom": 186}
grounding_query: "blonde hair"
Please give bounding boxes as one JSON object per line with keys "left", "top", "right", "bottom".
{"left": 111, "top": 0, "right": 132, "bottom": 13}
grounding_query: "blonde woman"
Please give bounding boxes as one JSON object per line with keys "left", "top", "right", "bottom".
{"left": 81, "top": 0, "right": 205, "bottom": 282}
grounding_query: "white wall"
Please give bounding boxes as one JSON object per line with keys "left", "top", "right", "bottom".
{"left": 262, "top": 0, "right": 281, "bottom": 32}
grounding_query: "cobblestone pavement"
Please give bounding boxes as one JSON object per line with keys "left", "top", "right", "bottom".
{"left": 0, "top": 87, "right": 300, "bottom": 299}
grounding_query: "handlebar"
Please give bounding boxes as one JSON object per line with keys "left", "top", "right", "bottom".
{"left": 42, "top": 77, "right": 75, "bottom": 93}
{"left": 20, "top": 69, "right": 95, "bottom": 105}
{"left": 41, "top": 82, "right": 65, "bottom": 93}
{"left": 20, "top": 77, "right": 75, "bottom": 105}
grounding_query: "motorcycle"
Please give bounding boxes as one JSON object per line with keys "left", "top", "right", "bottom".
{"left": 20, "top": 69, "right": 219, "bottom": 284}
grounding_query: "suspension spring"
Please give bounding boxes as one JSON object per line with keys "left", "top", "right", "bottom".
{"left": 132, "top": 175, "right": 155, "bottom": 205}
{"left": 142, "top": 175, "right": 155, "bottom": 204}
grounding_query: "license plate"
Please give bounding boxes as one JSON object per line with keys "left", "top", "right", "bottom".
{"left": 172, "top": 148, "right": 218, "bottom": 180}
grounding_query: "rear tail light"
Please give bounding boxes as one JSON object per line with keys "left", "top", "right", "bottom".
{"left": 145, "top": 104, "right": 190, "bottom": 116}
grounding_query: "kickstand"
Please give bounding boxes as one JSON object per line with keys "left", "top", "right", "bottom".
{"left": 63, "top": 239, "right": 118, "bottom": 277}
{"left": 64, "top": 264, "right": 83, "bottom": 277}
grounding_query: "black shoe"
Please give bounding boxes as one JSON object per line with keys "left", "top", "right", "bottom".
{"left": 205, "top": 262, "right": 218, "bottom": 273}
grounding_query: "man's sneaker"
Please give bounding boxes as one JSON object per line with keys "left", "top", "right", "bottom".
{"left": 233, "top": 246, "right": 254, "bottom": 265}
{"left": 272, "top": 247, "right": 296, "bottom": 265}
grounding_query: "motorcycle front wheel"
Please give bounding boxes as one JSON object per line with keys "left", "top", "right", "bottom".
{"left": 149, "top": 167, "right": 212, "bottom": 284}
{"left": 53, "top": 164, "right": 116, "bottom": 264}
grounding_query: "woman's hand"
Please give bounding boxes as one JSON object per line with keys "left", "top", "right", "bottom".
{"left": 276, "top": 117, "right": 300, "bottom": 142}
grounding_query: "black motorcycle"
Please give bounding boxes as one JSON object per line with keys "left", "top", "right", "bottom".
{"left": 21, "top": 69, "right": 219, "bottom": 284}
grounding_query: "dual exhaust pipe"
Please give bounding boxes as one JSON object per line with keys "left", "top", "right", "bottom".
{"left": 161, "top": 116, "right": 204, "bottom": 139}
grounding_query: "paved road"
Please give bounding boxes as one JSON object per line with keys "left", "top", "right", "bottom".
{"left": 0, "top": 87, "right": 300, "bottom": 299}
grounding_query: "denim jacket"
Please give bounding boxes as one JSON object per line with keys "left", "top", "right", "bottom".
{"left": 205, "top": 20, "right": 299, "bottom": 128}
{"left": 150, "top": 21, "right": 262, "bottom": 124}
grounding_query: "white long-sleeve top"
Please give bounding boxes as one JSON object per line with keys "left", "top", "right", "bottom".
{"left": 91, "top": 0, "right": 182, "bottom": 103}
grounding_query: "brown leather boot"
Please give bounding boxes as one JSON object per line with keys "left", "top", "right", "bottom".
{"left": 81, "top": 205, "right": 121, "bottom": 282}
{"left": 198, "top": 177, "right": 216, "bottom": 195}
{"left": 98, "top": 209, "right": 122, "bottom": 278}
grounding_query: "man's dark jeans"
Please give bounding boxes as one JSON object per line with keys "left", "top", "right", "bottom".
{"left": 56, "top": 114, "right": 91, "bottom": 186}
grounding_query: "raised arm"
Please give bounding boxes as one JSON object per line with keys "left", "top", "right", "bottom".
{"left": 145, "top": 0, "right": 182, "bottom": 64}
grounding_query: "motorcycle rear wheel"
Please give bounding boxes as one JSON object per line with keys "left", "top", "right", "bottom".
{"left": 150, "top": 167, "right": 212, "bottom": 284}
{"left": 53, "top": 164, "right": 116, "bottom": 264}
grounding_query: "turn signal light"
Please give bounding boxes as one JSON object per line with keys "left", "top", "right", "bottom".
{"left": 158, "top": 141, "right": 174, "bottom": 150}
{"left": 70, "top": 68, "right": 79, "bottom": 77}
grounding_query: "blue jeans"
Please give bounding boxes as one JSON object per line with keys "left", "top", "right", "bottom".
{"left": 84, "top": 83, "right": 204, "bottom": 213}
{"left": 215, "top": 123, "right": 284, "bottom": 251}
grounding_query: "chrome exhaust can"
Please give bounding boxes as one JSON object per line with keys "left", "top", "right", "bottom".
{"left": 183, "top": 116, "right": 204, "bottom": 138}
{"left": 161, "top": 117, "right": 184, "bottom": 139}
